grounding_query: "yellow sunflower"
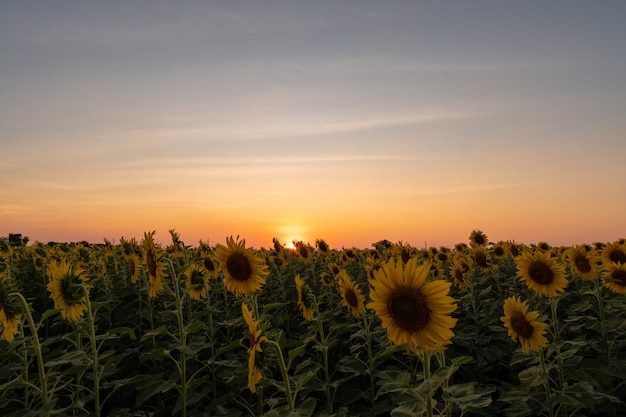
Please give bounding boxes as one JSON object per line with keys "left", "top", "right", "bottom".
{"left": 294, "top": 241, "right": 313, "bottom": 263}
{"left": 141, "top": 232, "right": 167, "bottom": 298}
{"left": 367, "top": 258, "right": 457, "bottom": 352}
{"left": 490, "top": 242, "right": 509, "bottom": 260}
{"left": 501, "top": 296, "right": 548, "bottom": 353}
{"left": 449, "top": 255, "right": 474, "bottom": 290}
{"left": 472, "top": 246, "right": 495, "bottom": 272}
{"left": 0, "top": 274, "right": 21, "bottom": 343}
{"left": 515, "top": 250, "right": 567, "bottom": 297}
{"left": 215, "top": 236, "right": 268, "bottom": 297}
{"left": 602, "top": 263, "right": 626, "bottom": 294}
{"left": 242, "top": 302, "right": 268, "bottom": 393}
{"left": 469, "top": 229, "right": 489, "bottom": 248}
{"left": 126, "top": 253, "right": 142, "bottom": 284}
{"left": 601, "top": 241, "right": 626, "bottom": 266}
{"left": 46, "top": 259, "right": 91, "bottom": 322}
{"left": 294, "top": 274, "right": 314, "bottom": 321}
{"left": 184, "top": 263, "right": 210, "bottom": 301}
{"left": 335, "top": 270, "right": 365, "bottom": 318}
{"left": 565, "top": 245, "right": 601, "bottom": 281}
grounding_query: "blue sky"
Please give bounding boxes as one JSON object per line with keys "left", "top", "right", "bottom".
{"left": 1, "top": 1, "right": 625, "bottom": 248}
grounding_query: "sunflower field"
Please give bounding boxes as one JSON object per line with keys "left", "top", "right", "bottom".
{"left": 1, "top": 230, "right": 625, "bottom": 417}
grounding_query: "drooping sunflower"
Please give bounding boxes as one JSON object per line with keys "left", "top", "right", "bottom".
{"left": 469, "top": 229, "right": 489, "bottom": 248}
{"left": 0, "top": 274, "right": 21, "bottom": 343}
{"left": 215, "top": 236, "right": 268, "bottom": 297}
{"left": 294, "top": 241, "right": 313, "bottom": 263}
{"left": 335, "top": 270, "right": 365, "bottom": 318}
{"left": 46, "top": 259, "right": 91, "bottom": 322}
{"left": 500, "top": 296, "right": 548, "bottom": 354}
{"left": 601, "top": 241, "right": 626, "bottom": 266}
{"left": 515, "top": 250, "right": 567, "bottom": 297}
{"left": 565, "top": 245, "right": 602, "bottom": 281}
{"left": 602, "top": 262, "right": 626, "bottom": 294}
{"left": 367, "top": 258, "right": 457, "bottom": 352}
{"left": 141, "top": 232, "right": 167, "bottom": 298}
{"left": 242, "top": 302, "right": 268, "bottom": 393}
{"left": 184, "top": 263, "right": 210, "bottom": 301}
{"left": 294, "top": 274, "right": 314, "bottom": 321}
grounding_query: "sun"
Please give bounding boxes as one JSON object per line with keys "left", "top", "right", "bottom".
{"left": 278, "top": 224, "right": 309, "bottom": 250}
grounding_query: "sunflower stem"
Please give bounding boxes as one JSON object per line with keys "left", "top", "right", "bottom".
{"left": 593, "top": 278, "right": 615, "bottom": 416}
{"left": 266, "top": 340, "right": 294, "bottom": 412}
{"left": 539, "top": 349, "right": 555, "bottom": 417}
{"left": 421, "top": 349, "right": 433, "bottom": 417}
{"left": 205, "top": 289, "right": 217, "bottom": 402}
{"left": 168, "top": 258, "right": 188, "bottom": 417}
{"left": 312, "top": 292, "right": 332, "bottom": 414}
{"left": 362, "top": 312, "right": 376, "bottom": 415}
{"left": 11, "top": 292, "right": 49, "bottom": 415}
{"left": 84, "top": 289, "right": 101, "bottom": 417}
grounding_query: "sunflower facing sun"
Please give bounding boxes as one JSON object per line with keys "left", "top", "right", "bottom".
{"left": 367, "top": 258, "right": 457, "bottom": 352}
{"left": 215, "top": 236, "right": 269, "bottom": 297}
{"left": 335, "top": 270, "right": 366, "bottom": 318}
{"left": 501, "top": 296, "right": 548, "bottom": 354}
{"left": 515, "top": 250, "right": 567, "bottom": 297}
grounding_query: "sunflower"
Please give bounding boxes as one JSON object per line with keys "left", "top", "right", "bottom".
{"left": 201, "top": 253, "right": 218, "bottom": 277}
{"left": 515, "top": 250, "right": 567, "bottom": 297}
{"left": 126, "top": 253, "right": 141, "bottom": 284}
{"left": 141, "top": 231, "right": 167, "bottom": 298}
{"left": 367, "top": 258, "right": 457, "bottom": 352}
{"left": 335, "top": 270, "right": 365, "bottom": 318}
{"left": 565, "top": 245, "right": 601, "bottom": 281}
{"left": 601, "top": 241, "right": 626, "bottom": 266}
{"left": 472, "top": 246, "right": 494, "bottom": 272}
{"left": 0, "top": 274, "right": 21, "bottom": 343}
{"left": 46, "top": 259, "right": 91, "bottom": 322}
{"left": 500, "top": 296, "right": 548, "bottom": 353}
{"left": 602, "top": 263, "right": 626, "bottom": 294}
{"left": 469, "top": 230, "right": 488, "bottom": 248}
{"left": 294, "top": 274, "right": 314, "bottom": 321}
{"left": 215, "top": 236, "right": 268, "bottom": 297}
{"left": 242, "top": 302, "right": 268, "bottom": 393}
{"left": 184, "top": 263, "right": 210, "bottom": 301}
{"left": 490, "top": 242, "right": 508, "bottom": 260}
{"left": 449, "top": 255, "right": 474, "bottom": 290}
{"left": 294, "top": 241, "right": 313, "bottom": 263}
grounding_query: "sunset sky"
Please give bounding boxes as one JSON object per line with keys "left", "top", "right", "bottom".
{"left": 1, "top": 1, "right": 625, "bottom": 249}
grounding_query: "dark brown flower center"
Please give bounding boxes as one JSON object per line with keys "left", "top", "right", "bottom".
{"left": 227, "top": 252, "right": 253, "bottom": 281}
{"left": 299, "top": 246, "right": 309, "bottom": 259}
{"left": 387, "top": 288, "right": 431, "bottom": 332}
{"left": 528, "top": 261, "right": 554, "bottom": 285}
{"left": 474, "top": 252, "right": 489, "bottom": 268}
{"left": 204, "top": 257, "right": 216, "bottom": 272}
{"left": 401, "top": 249, "right": 410, "bottom": 264}
{"left": 608, "top": 248, "right": 626, "bottom": 264}
{"left": 574, "top": 255, "right": 592, "bottom": 273}
{"left": 454, "top": 268, "right": 465, "bottom": 283}
{"left": 474, "top": 234, "right": 485, "bottom": 245}
{"left": 510, "top": 311, "right": 534, "bottom": 338}
{"left": 494, "top": 247, "right": 505, "bottom": 257}
{"left": 344, "top": 288, "right": 359, "bottom": 308}
{"left": 610, "top": 270, "right": 626, "bottom": 286}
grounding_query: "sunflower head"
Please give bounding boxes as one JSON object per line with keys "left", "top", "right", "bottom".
{"left": 46, "top": 259, "right": 91, "bottom": 322}
{"left": 335, "top": 270, "right": 365, "bottom": 318}
{"left": 602, "top": 241, "right": 626, "bottom": 266}
{"left": 294, "top": 274, "right": 315, "bottom": 321}
{"left": 449, "top": 255, "right": 473, "bottom": 290}
{"left": 602, "top": 263, "right": 626, "bottom": 294}
{"left": 469, "top": 230, "right": 489, "bottom": 248}
{"left": 565, "top": 245, "right": 601, "bottom": 281}
{"left": 515, "top": 250, "right": 568, "bottom": 297}
{"left": 367, "top": 258, "right": 457, "bottom": 352}
{"left": 215, "top": 236, "right": 268, "bottom": 297}
{"left": 242, "top": 302, "right": 268, "bottom": 393}
{"left": 184, "top": 263, "right": 210, "bottom": 301}
{"left": 0, "top": 274, "right": 21, "bottom": 343}
{"left": 501, "top": 296, "right": 548, "bottom": 353}
{"left": 126, "top": 253, "right": 142, "bottom": 284}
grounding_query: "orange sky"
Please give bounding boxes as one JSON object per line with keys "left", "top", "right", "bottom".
{"left": 2, "top": 2, "right": 626, "bottom": 249}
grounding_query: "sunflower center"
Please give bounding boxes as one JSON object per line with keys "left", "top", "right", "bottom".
{"left": 387, "top": 288, "right": 431, "bottom": 332}
{"left": 299, "top": 246, "right": 309, "bottom": 259}
{"left": 574, "top": 255, "right": 592, "bottom": 273}
{"left": 474, "top": 235, "right": 485, "bottom": 245}
{"left": 494, "top": 247, "right": 505, "bottom": 257}
{"left": 510, "top": 311, "right": 534, "bottom": 338}
{"left": 610, "top": 270, "right": 626, "bottom": 286}
{"left": 608, "top": 249, "right": 626, "bottom": 264}
{"left": 528, "top": 261, "right": 554, "bottom": 285}
{"left": 474, "top": 252, "right": 488, "bottom": 268}
{"left": 344, "top": 288, "right": 359, "bottom": 308}
{"left": 454, "top": 268, "right": 465, "bottom": 283}
{"left": 226, "top": 252, "right": 253, "bottom": 281}
{"left": 204, "top": 257, "right": 216, "bottom": 272}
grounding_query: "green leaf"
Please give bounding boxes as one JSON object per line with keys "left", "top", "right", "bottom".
{"left": 106, "top": 326, "right": 137, "bottom": 340}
